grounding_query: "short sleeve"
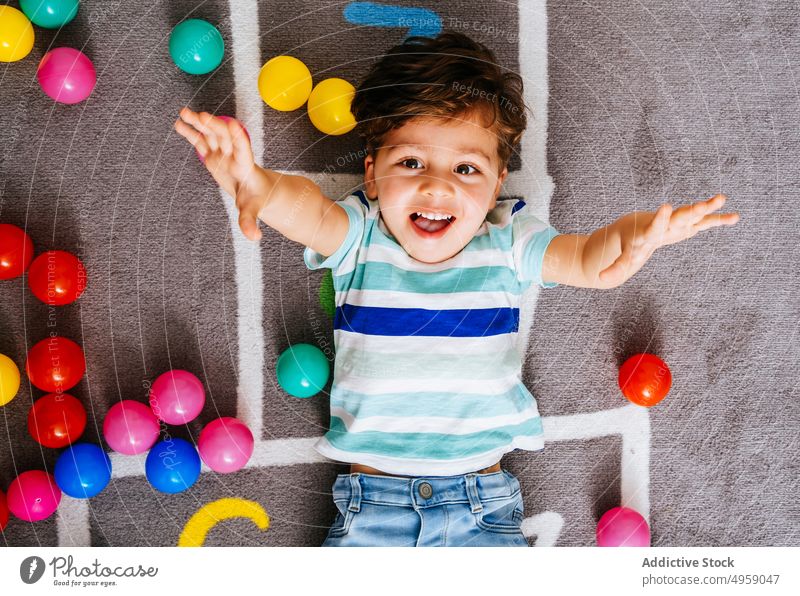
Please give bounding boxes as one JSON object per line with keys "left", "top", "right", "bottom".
{"left": 303, "top": 191, "right": 369, "bottom": 274}
{"left": 510, "top": 200, "right": 561, "bottom": 289}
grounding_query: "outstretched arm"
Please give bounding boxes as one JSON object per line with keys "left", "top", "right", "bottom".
{"left": 542, "top": 194, "right": 741, "bottom": 289}
{"left": 174, "top": 108, "right": 349, "bottom": 257}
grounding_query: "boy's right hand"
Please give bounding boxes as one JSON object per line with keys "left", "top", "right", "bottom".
{"left": 174, "top": 108, "right": 268, "bottom": 241}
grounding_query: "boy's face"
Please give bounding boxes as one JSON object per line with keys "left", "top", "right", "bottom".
{"left": 363, "top": 111, "right": 508, "bottom": 264}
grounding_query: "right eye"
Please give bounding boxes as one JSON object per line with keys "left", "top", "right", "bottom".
{"left": 399, "top": 158, "right": 422, "bottom": 169}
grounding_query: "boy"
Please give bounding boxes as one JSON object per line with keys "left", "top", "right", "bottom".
{"left": 174, "top": 31, "right": 739, "bottom": 546}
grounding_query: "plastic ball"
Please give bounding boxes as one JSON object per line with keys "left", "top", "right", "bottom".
{"left": 27, "top": 249, "right": 87, "bottom": 305}
{"left": 0, "top": 223, "right": 34, "bottom": 279}
{"left": 20, "top": 0, "right": 79, "bottom": 29}
{"left": 37, "top": 47, "right": 96, "bottom": 104}
{"left": 596, "top": 506, "right": 651, "bottom": 547}
{"left": 619, "top": 353, "right": 672, "bottom": 407}
{"left": 103, "top": 400, "right": 160, "bottom": 455}
{"left": 0, "top": 5, "right": 34, "bottom": 63}
{"left": 54, "top": 443, "right": 112, "bottom": 499}
{"left": 0, "top": 488, "right": 8, "bottom": 530}
{"left": 198, "top": 417, "right": 254, "bottom": 473}
{"left": 258, "top": 55, "right": 312, "bottom": 111}
{"left": 148, "top": 369, "right": 205, "bottom": 425}
{"left": 6, "top": 470, "right": 61, "bottom": 522}
{"left": 169, "top": 19, "right": 224, "bottom": 75}
{"left": 28, "top": 392, "right": 86, "bottom": 448}
{"left": 276, "top": 343, "right": 330, "bottom": 398}
{"left": 25, "top": 335, "right": 86, "bottom": 393}
{"left": 196, "top": 115, "right": 250, "bottom": 162}
{"left": 145, "top": 438, "right": 201, "bottom": 494}
{"left": 0, "top": 353, "right": 21, "bottom": 407}
{"left": 307, "top": 78, "right": 356, "bottom": 136}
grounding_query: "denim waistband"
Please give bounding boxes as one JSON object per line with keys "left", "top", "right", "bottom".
{"left": 331, "top": 470, "right": 519, "bottom": 513}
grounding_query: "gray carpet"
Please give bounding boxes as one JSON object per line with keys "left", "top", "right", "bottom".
{"left": 0, "top": 0, "right": 797, "bottom": 546}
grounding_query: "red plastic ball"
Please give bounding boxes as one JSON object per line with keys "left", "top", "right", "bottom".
{"left": 618, "top": 353, "right": 672, "bottom": 407}
{"left": 25, "top": 336, "right": 86, "bottom": 393}
{"left": 0, "top": 488, "right": 8, "bottom": 531}
{"left": 27, "top": 250, "right": 87, "bottom": 305}
{"left": 28, "top": 393, "right": 87, "bottom": 448}
{"left": 0, "top": 223, "right": 34, "bottom": 280}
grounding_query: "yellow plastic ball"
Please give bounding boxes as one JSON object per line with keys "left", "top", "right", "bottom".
{"left": 0, "top": 353, "right": 21, "bottom": 407}
{"left": 0, "top": 5, "right": 34, "bottom": 63}
{"left": 307, "top": 78, "right": 356, "bottom": 136}
{"left": 258, "top": 55, "right": 313, "bottom": 112}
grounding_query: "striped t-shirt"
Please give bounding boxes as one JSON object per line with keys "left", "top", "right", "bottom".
{"left": 303, "top": 189, "right": 560, "bottom": 476}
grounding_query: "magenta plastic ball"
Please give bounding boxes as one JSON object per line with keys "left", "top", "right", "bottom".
{"left": 198, "top": 417, "right": 254, "bottom": 473}
{"left": 196, "top": 115, "right": 250, "bottom": 163}
{"left": 148, "top": 369, "right": 205, "bottom": 425}
{"left": 596, "top": 506, "right": 651, "bottom": 547}
{"left": 37, "top": 47, "right": 97, "bottom": 104}
{"left": 7, "top": 470, "right": 61, "bottom": 522}
{"left": 103, "top": 400, "right": 161, "bottom": 455}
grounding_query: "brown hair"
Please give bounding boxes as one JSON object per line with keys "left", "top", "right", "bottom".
{"left": 351, "top": 30, "right": 530, "bottom": 173}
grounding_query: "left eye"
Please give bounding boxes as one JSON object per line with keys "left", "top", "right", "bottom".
{"left": 456, "top": 164, "right": 479, "bottom": 175}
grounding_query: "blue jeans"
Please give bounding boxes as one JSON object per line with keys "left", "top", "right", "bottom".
{"left": 322, "top": 469, "right": 528, "bottom": 547}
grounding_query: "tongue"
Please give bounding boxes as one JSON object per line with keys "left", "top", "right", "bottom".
{"left": 414, "top": 216, "right": 450, "bottom": 233}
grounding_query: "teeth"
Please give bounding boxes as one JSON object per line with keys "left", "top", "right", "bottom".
{"left": 415, "top": 211, "right": 452, "bottom": 221}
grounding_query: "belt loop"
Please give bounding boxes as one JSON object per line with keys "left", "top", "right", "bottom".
{"left": 465, "top": 473, "right": 483, "bottom": 513}
{"left": 348, "top": 473, "right": 362, "bottom": 513}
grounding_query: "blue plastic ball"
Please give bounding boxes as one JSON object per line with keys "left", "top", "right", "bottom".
{"left": 145, "top": 438, "right": 201, "bottom": 494}
{"left": 54, "top": 443, "right": 112, "bottom": 499}
{"left": 276, "top": 343, "right": 330, "bottom": 398}
{"left": 20, "top": 0, "right": 79, "bottom": 29}
{"left": 168, "top": 19, "right": 224, "bottom": 75}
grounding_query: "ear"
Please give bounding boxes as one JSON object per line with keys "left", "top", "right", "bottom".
{"left": 363, "top": 152, "right": 378, "bottom": 199}
{"left": 490, "top": 166, "right": 508, "bottom": 210}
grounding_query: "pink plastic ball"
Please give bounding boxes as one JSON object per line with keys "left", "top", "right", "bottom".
{"left": 196, "top": 115, "right": 250, "bottom": 163}
{"left": 37, "top": 47, "right": 97, "bottom": 104}
{"left": 148, "top": 369, "right": 205, "bottom": 425}
{"left": 7, "top": 470, "right": 61, "bottom": 522}
{"left": 103, "top": 400, "right": 161, "bottom": 455}
{"left": 596, "top": 506, "right": 651, "bottom": 547}
{"left": 198, "top": 417, "right": 254, "bottom": 473}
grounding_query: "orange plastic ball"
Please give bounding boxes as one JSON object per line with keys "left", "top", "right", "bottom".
{"left": 618, "top": 353, "right": 672, "bottom": 407}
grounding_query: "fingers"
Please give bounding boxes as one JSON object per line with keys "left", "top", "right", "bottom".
{"left": 174, "top": 118, "right": 210, "bottom": 157}
{"left": 178, "top": 108, "right": 233, "bottom": 155}
{"left": 692, "top": 212, "right": 741, "bottom": 234}
{"left": 227, "top": 119, "right": 254, "bottom": 167}
{"left": 643, "top": 203, "right": 672, "bottom": 245}
{"left": 599, "top": 247, "right": 633, "bottom": 283}
{"left": 670, "top": 194, "right": 728, "bottom": 228}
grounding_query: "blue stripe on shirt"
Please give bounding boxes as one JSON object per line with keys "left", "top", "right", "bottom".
{"left": 334, "top": 304, "right": 520, "bottom": 336}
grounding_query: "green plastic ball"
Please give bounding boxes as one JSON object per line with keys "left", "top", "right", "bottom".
{"left": 276, "top": 343, "right": 330, "bottom": 398}
{"left": 319, "top": 270, "right": 335, "bottom": 319}
{"left": 169, "top": 19, "right": 224, "bottom": 75}
{"left": 20, "top": 0, "right": 79, "bottom": 29}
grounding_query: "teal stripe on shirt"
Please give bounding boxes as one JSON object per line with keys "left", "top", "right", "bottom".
{"left": 325, "top": 415, "right": 544, "bottom": 460}
{"left": 330, "top": 384, "right": 535, "bottom": 418}
{"left": 333, "top": 261, "right": 524, "bottom": 294}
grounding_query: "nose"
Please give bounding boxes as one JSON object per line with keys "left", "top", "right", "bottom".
{"left": 417, "top": 168, "right": 455, "bottom": 199}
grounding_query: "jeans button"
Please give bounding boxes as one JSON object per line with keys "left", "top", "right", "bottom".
{"left": 419, "top": 482, "right": 432, "bottom": 498}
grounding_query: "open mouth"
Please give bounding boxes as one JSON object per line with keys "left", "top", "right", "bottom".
{"left": 409, "top": 212, "right": 456, "bottom": 235}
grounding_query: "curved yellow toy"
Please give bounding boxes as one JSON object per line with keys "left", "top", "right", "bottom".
{"left": 307, "top": 78, "right": 357, "bottom": 136}
{"left": 258, "top": 55, "right": 312, "bottom": 111}
{"left": 0, "top": 353, "right": 21, "bottom": 407}
{"left": 0, "top": 6, "right": 34, "bottom": 63}
{"left": 178, "top": 498, "right": 270, "bottom": 547}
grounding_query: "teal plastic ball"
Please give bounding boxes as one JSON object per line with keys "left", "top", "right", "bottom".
{"left": 20, "top": 0, "right": 79, "bottom": 29}
{"left": 168, "top": 19, "right": 224, "bottom": 75}
{"left": 276, "top": 343, "right": 330, "bottom": 398}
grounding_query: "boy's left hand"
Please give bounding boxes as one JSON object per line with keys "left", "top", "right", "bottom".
{"left": 598, "top": 194, "right": 741, "bottom": 285}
